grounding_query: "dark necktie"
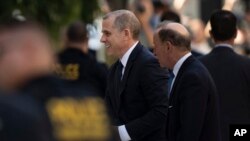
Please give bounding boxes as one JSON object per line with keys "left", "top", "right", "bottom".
{"left": 117, "top": 61, "right": 123, "bottom": 81}
{"left": 168, "top": 70, "right": 175, "bottom": 97}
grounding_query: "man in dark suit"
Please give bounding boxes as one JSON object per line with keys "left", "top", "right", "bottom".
{"left": 199, "top": 10, "right": 250, "bottom": 141}
{"left": 100, "top": 10, "right": 169, "bottom": 141}
{"left": 56, "top": 21, "right": 108, "bottom": 98}
{"left": 153, "top": 22, "right": 221, "bottom": 141}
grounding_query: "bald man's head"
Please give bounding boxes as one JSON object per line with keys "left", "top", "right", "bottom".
{"left": 157, "top": 22, "right": 191, "bottom": 51}
{"left": 166, "top": 23, "right": 190, "bottom": 37}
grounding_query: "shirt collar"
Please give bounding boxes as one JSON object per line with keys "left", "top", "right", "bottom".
{"left": 214, "top": 43, "right": 233, "bottom": 49}
{"left": 172, "top": 52, "right": 192, "bottom": 77}
{"left": 120, "top": 41, "right": 139, "bottom": 68}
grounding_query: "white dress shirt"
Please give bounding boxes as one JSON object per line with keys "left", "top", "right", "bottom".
{"left": 170, "top": 52, "right": 192, "bottom": 92}
{"left": 214, "top": 43, "right": 233, "bottom": 49}
{"left": 118, "top": 41, "right": 139, "bottom": 141}
{"left": 120, "top": 41, "right": 139, "bottom": 76}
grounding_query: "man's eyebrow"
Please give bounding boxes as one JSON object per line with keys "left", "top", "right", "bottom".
{"left": 102, "top": 29, "right": 108, "bottom": 32}
{"left": 102, "top": 30, "right": 111, "bottom": 34}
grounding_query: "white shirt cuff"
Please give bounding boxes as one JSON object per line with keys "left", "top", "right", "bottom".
{"left": 118, "top": 125, "right": 131, "bottom": 141}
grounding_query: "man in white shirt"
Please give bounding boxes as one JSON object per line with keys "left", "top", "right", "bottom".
{"left": 153, "top": 22, "right": 221, "bottom": 141}
{"left": 101, "top": 10, "right": 169, "bottom": 141}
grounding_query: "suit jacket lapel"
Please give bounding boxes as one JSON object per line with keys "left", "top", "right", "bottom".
{"left": 108, "top": 61, "right": 121, "bottom": 115}
{"left": 119, "top": 43, "right": 143, "bottom": 97}
{"left": 169, "top": 55, "right": 196, "bottom": 101}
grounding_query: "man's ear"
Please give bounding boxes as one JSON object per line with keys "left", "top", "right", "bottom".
{"left": 209, "top": 30, "right": 213, "bottom": 39}
{"left": 123, "top": 29, "right": 131, "bottom": 40}
{"left": 233, "top": 29, "right": 237, "bottom": 39}
{"left": 165, "top": 41, "right": 172, "bottom": 51}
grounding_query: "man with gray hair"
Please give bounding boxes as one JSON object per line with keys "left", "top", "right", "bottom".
{"left": 101, "top": 10, "right": 169, "bottom": 141}
{"left": 153, "top": 22, "right": 221, "bottom": 141}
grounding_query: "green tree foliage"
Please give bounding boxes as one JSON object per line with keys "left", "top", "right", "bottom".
{"left": 106, "top": 0, "right": 127, "bottom": 10}
{"left": 0, "top": 0, "right": 99, "bottom": 39}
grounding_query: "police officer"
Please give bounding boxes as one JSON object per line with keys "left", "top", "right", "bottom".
{"left": 56, "top": 21, "right": 108, "bottom": 98}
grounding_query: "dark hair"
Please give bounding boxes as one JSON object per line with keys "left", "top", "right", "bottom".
{"left": 66, "top": 21, "right": 88, "bottom": 43}
{"left": 152, "top": 0, "right": 168, "bottom": 9}
{"left": 160, "top": 10, "right": 181, "bottom": 23}
{"left": 158, "top": 29, "right": 191, "bottom": 50}
{"left": 210, "top": 10, "right": 237, "bottom": 41}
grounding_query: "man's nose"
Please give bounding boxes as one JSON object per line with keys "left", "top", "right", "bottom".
{"left": 100, "top": 35, "right": 105, "bottom": 43}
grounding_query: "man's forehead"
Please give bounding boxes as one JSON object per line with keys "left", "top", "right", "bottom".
{"left": 102, "top": 20, "right": 117, "bottom": 32}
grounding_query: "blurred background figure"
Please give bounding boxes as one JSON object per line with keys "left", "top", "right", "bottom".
{"left": 55, "top": 21, "right": 108, "bottom": 98}
{"left": 150, "top": 0, "right": 169, "bottom": 28}
{"left": 129, "top": 0, "right": 169, "bottom": 49}
{"left": 160, "top": 9, "right": 181, "bottom": 23}
{"left": 0, "top": 19, "right": 56, "bottom": 141}
{"left": 0, "top": 19, "right": 112, "bottom": 141}
{"left": 132, "top": 0, "right": 155, "bottom": 49}
{"left": 238, "top": 1, "right": 250, "bottom": 56}
{"left": 199, "top": 10, "right": 250, "bottom": 141}
{"left": 188, "top": 19, "right": 211, "bottom": 56}
{"left": 0, "top": 20, "right": 55, "bottom": 92}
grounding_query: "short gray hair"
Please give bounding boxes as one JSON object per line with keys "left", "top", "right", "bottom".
{"left": 103, "top": 10, "right": 141, "bottom": 39}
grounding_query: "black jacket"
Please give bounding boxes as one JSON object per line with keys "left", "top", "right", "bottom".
{"left": 106, "top": 43, "right": 169, "bottom": 141}
{"left": 167, "top": 55, "right": 221, "bottom": 141}
{"left": 0, "top": 75, "right": 112, "bottom": 141}
{"left": 199, "top": 46, "right": 250, "bottom": 141}
{"left": 57, "top": 47, "right": 108, "bottom": 98}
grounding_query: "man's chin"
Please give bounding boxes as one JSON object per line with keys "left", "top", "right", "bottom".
{"left": 106, "top": 50, "right": 113, "bottom": 56}
{"left": 106, "top": 52, "right": 120, "bottom": 59}
{"left": 159, "top": 63, "right": 166, "bottom": 68}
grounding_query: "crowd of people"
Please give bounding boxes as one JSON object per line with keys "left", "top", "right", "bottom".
{"left": 0, "top": 1, "right": 250, "bottom": 141}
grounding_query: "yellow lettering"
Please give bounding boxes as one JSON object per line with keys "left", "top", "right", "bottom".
{"left": 46, "top": 97, "right": 111, "bottom": 140}
{"left": 54, "top": 64, "right": 79, "bottom": 80}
